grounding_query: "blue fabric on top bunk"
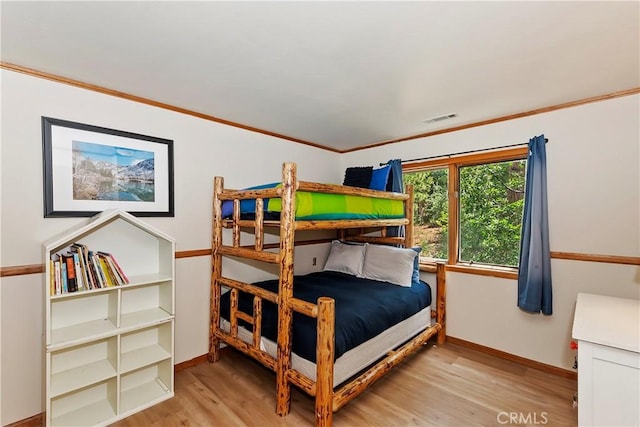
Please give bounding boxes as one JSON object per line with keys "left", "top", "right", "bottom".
{"left": 220, "top": 182, "right": 279, "bottom": 218}
{"left": 219, "top": 270, "right": 432, "bottom": 363}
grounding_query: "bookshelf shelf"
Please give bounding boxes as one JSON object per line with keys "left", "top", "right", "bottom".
{"left": 49, "top": 285, "right": 116, "bottom": 300}
{"left": 47, "top": 274, "right": 173, "bottom": 301}
{"left": 51, "top": 359, "right": 117, "bottom": 397}
{"left": 120, "top": 307, "right": 173, "bottom": 330}
{"left": 51, "top": 393, "right": 117, "bottom": 427}
{"left": 127, "top": 273, "right": 174, "bottom": 286}
{"left": 44, "top": 210, "right": 175, "bottom": 426}
{"left": 120, "top": 361, "right": 172, "bottom": 414}
{"left": 120, "top": 378, "right": 172, "bottom": 414}
{"left": 121, "top": 322, "right": 173, "bottom": 373}
{"left": 121, "top": 344, "right": 172, "bottom": 374}
{"left": 50, "top": 318, "right": 118, "bottom": 349}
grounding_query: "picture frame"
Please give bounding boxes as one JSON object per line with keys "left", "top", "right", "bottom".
{"left": 42, "top": 117, "right": 174, "bottom": 217}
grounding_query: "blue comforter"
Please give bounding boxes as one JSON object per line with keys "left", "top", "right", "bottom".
{"left": 219, "top": 270, "right": 432, "bottom": 362}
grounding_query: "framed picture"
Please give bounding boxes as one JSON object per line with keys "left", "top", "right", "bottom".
{"left": 42, "top": 117, "right": 174, "bottom": 217}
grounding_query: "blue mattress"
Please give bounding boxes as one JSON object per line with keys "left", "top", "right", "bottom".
{"left": 219, "top": 270, "right": 432, "bottom": 363}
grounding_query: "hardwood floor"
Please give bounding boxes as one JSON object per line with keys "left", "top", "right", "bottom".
{"left": 112, "top": 341, "right": 577, "bottom": 427}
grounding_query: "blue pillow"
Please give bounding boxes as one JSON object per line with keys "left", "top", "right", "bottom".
{"left": 411, "top": 247, "right": 422, "bottom": 286}
{"left": 220, "top": 182, "right": 279, "bottom": 218}
{"left": 370, "top": 165, "right": 391, "bottom": 191}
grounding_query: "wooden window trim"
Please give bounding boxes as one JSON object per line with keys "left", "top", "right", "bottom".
{"left": 404, "top": 147, "right": 528, "bottom": 272}
{"left": 403, "top": 147, "right": 528, "bottom": 172}
{"left": 447, "top": 163, "right": 459, "bottom": 266}
{"left": 419, "top": 261, "right": 518, "bottom": 280}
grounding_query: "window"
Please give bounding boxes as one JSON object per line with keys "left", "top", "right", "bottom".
{"left": 459, "top": 160, "right": 526, "bottom": 267}
{"left": 403, "top": 168, "right": 448, "bottom": 260}
{"left": 404, "top": 147, "right": 527, "bottom": 271}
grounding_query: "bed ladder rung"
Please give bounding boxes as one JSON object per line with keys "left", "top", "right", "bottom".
{"left": 229, "top": 290, "right": 264, "bottom": 351}
{"left": 218, "top": 277, "right": 278, "bottom": 304}
{"left": 235, "top": 311, "right": 253, "bottom": 324}
{"left": 218, "top": 245, "right": 279, "bottom": 263}
{"left": 222, "top": 219, "right": 281, "bottom": 229}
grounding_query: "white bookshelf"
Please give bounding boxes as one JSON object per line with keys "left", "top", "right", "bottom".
{"left": 44, "top": 209, "right": 175, "bottom": 427}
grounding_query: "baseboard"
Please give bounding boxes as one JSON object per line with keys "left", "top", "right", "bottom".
{"left": 4, "top": 413, "right": 43, "bottom": 427}
{"left": 175, "top": 354, "right": 209, "bottom": 372}
{"left": 445, "top": 336, "right": 577, "bottom": 380}
{"left": 174, "top": 347, "right": 233, "bottom": 372}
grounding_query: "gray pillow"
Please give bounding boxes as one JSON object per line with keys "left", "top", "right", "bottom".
{"left": 323, "top": 240, "right": 366, "bottom": 276}
{"left": 360, "top": 244, "right": 418, "bottom": 287}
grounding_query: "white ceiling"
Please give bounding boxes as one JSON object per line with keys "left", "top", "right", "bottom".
{"left": 1, "top": 1, "right": 639, "bottom": 152}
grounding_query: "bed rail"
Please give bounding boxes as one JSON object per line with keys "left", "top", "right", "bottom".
{"left": 298, "top": 181, "right": 409, "bottom": 199}
{"left": 213, "top": 275, "right": 279, "bottom": 370}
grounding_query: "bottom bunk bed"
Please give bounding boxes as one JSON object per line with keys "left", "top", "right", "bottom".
{"left": 208, "top": 162, "right": 446, "bottom": 426}
{"left": 219, "top": 269, "right": 435, "bottom": 386}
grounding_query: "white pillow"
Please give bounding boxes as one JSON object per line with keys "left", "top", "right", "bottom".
{"left": 323, "top": 240, "right": 366, "bottom": 276}
{"left": 360, "top": 244, "right": 418, "bottom": 287}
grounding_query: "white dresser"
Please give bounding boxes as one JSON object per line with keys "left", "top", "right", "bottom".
{"left": 572, "top": 293, "right": 640, "bottom": 427}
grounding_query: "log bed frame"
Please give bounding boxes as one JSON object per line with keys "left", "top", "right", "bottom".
{"left": 208, "top": 162, "right": 446, "bottom": 426}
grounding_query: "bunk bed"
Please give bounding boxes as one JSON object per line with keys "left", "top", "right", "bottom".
{"left": 208, "top": 162, "right": 446, "bottom": 426}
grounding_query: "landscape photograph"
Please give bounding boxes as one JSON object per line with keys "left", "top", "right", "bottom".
{"left": 72, "top": 140, "right": 155, "bottom": 202}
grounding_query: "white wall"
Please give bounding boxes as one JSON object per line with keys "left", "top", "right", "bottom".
{"left": 342, "top": 94, "right": 640, "bottom": 371}
{"left": 1, "top": 68, "right": 638, "bottom": 424}
{"left": 0, "top": 69, "right": 340, "bottom": 425}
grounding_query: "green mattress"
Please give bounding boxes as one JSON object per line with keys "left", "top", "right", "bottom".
{"left": 221, "top": 183, "right": 405, "bottom": 220}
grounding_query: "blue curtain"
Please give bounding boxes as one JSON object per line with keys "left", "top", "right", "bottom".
{"left": 386, "top": 159, "right": 405, "bottom": 238}
{"left": 517, "top": 135, "right": 552, "bottom": 315}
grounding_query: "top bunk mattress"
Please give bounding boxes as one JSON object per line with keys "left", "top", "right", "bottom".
{"left": 219, "top": 270, "right": 432, "bottom": 363}
{"left": 221, "top": 183, "right": 405, "bottom": 220}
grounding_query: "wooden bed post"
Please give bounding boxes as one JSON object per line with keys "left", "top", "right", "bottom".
{"left": 436, "top": 262, "right": 446, "bottom": 344}
{"left": 209, "top": 176, "right": 224, "bottom": 363}
{"left": 276, "top": 162, "right": 296, "bottom": 416}
{"left": 404, "top": 184, "right": 414, "bottom": 247}
{"left": 316, "top": 297, "right": 335, "bottom": 427}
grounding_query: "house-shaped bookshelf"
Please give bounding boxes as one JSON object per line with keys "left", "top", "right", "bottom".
{"left": 43, "top": 209, "right": 175, "bottom": 427}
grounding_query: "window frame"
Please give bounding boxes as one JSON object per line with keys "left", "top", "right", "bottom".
{"left": 403, "top": 147, "right": 528, "bottom": 279}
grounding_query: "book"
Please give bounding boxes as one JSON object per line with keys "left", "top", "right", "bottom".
{"left": 81, "top": 245, "right": 100, "bottom": 289}
{"left": 110, "top": 254, "right": 129, "bottom": 284}
{"left": 64, "top": 254, "right": 78, "bottom": 292}
{"left": 98, "top": 255, "right": 116, "bottom": 287}
{"left": 50, "top": 254, "right": 62, "bottom": 295}
{"left": 98, "top": 251, "right": 129, "bottom": 285}
{"left": 61, "top": 261, "right": 68, "bottom": 293}
{"left": 105, "top": 255, "right": 124, "bottom": 286}
{"left": 70, "top": 251, "right": 85, "bottom": 291}
{"left": 97, "top": 252, "right": 118, "bottom": 285}
{"left": 71, "top": 244, "right": 91, "bottom": 290}
{"left": 89, "top": 251, "right": 105, "bottom": 288}
{"left": 49, "top": 260, "right": 55, "bottom": 296}
{"left": 54, "top": 260, "right": 61, "bottom": 295}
